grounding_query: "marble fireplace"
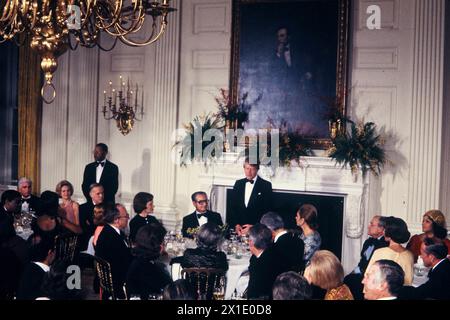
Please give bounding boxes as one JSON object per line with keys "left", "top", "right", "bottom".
{"left": 197, "top": 154, "right": 371, "bottom": 273}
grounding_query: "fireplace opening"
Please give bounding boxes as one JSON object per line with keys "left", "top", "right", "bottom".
{"left": 226, "top": 189, "right": 344, "bottom": 260}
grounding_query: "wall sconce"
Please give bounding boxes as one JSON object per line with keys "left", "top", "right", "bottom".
{"left": 103, "top": 76, "right": 144, "bottom": 136}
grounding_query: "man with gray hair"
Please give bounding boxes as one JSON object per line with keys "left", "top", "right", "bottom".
{"left": 344, "top": 215, "right": 388, "bottom": 299}
{"left": 362, "top": 259, "right": 404, "bottom": 300}
{"left": 95, "top": 204, "right": 132, "bottom": 299}
{"left": 17, "top": 177, "right": 40, "bottom": 213}
{"left": 260, "top": 211, "right": 304, "bottom": 273}
{"left": 247, "top": 223, "right": 281, "bottom": 299}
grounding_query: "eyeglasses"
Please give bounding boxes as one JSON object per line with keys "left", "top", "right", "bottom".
{"left": 196, "top": 200, "right": 208, "bottom": 204}
{"left": 119, "top": 215, "right": 130, "bottom": 220}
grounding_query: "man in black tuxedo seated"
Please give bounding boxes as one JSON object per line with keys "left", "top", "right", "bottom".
{"left": 79, "top": 183, "right": 104, "bottom": 251}
{"left": 229, "top": 158, "right": 273, "bottom": 236}
{"left": 362, "top": 260, "right": 404, "bottom": 300}
{"left": 247, "top": 223, "right": 281, "bottom": 299}
{"left": 260, "top": 212, "right": 305, "bottom": 273}
{"left": 16, "top": 238, "right": 55, "bottom": 300}
{"left": 17, "top": 177, "right": 40, "bottom": 213}
{"left": 399, "top": 238, "right": 450, "bottom": 300}
{"left": 344, "top": 215, "right": 388, "bottom": 300}
{"left": 82, "top": 143, "right": 119, "bottom": 204}
{"left": 181, "top": 191, "right": 223, "bottom": 238}
{"left": 1, "top": 190, "right": 21, "bottom": 227}
{"left": 95, "top": 204, "right": 132, "bottom": 299}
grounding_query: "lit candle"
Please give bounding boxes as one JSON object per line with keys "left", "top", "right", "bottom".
{"left": 103, "top": 90, "right": 106, "bottom": 106}
{"left": 109, "top": 80, "right": 112, "bottom": 96}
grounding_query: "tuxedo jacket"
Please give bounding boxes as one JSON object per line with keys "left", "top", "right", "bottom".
{"left": 273, "top": 231, "right": 305, "bottom": 273}
{"left": 357, "top": 236, "right": 389, "bottom": 274}
{"left": 20, "top": 194, "right": 40, "bottom": 212}
{"left": 229, "top": 176, "right": 273, "bottom": 228}
{"left": 400, "top": 258, "right": 450, "bottom": 300}
{"left": 16, "top": 262, "right": 47, "bottom": 300}
{"left": 95, "top": 224, "right": 132, "bottom": 298}
{"left": 82, "top": 160, "right": 119, "bottom": 204}
{"left": 247, "top": 246, "right": 281, "bottom": 299}
{"left": 78, "top": 202, "right": 95, "bottom": 251}
{"left": 181, "top": 210, "right": 223, "bottom": 238}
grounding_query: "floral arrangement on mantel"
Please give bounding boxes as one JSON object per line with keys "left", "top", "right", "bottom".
{"left": 328, "top": 120, "right": 387, "bottom": 178}
{"left": 259, "top": 118, "right": 313, "bottom": 168}
{"left": 174, "top": 113, "right": 224, "bottom": 166}
{"left": 215, "top": 89, "right": 262, "bottom": 129}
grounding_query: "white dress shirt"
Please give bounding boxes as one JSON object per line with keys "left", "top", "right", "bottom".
{"left": 196, "top": 211, "right": 208, "bottom": 226}
{"left": 274, "top": 230, "right": 288, "bottom": 243}
{"left": 96, "top": 160, "right": 106, "bottom": 183}
{"left": 244, "top": 176, "right": 258, "bottom": 208}
{"left": 33, "top": 262, "right": 50, "bottom": 272}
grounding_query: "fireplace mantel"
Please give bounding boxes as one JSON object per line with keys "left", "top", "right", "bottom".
{"left": 197, "top": 153, "right": 370, "bottom": 273}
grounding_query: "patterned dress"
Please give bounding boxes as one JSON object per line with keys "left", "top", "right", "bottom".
{"left": 301, "top": 231, "right": 322, "bottom": 265}
{"left": 325, "top": 284, "right": 354, "bottom": 300}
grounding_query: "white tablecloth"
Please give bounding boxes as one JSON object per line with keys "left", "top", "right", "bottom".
{"left": 170, "top": 252, "right": 251, "bottom": 300}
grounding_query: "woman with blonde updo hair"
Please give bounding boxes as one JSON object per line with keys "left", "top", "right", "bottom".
{"left": 304, "top": 250, "right": 353, "bottom": 300}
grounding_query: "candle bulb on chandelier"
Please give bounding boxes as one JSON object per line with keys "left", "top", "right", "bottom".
{"left": 109, "top": 80, "right": 112, "bottom": 96}
{"left": 103, "top": 90, "right": 106, "bottom": 107}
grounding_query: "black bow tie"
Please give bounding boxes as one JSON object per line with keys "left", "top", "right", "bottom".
{"left": 22, "top": 198, "right": 30, "bottom": 203}
{"left": 197, "top": 213, "right": 206, "bottom": 219}
{"left": 96, "top": 161, "right": 105, "bottom": 167}
{"left": 246, "top": 179, "right": 254, "bottom": 184}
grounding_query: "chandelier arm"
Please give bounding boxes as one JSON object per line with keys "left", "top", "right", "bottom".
{"left": 93, "top": 0, "right": 126, "bottom": 31}
{"left": 96, "top": 35, "right": 118, "bottom": 51}
{"left": 113, "top": 12, "right": 146, "bottom": 35}
{"left": 118, "top": 20, "right": 167, "bottom": 47}
{"left": 0, "top": 0, "right": 17, "bottom": 22}
{"left": 67, "top": 32, "right": 80, "bottom": 50}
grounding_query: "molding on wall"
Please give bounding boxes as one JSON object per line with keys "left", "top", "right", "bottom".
{"left": 407, "top": 0, "right": 445, "bottom": 222}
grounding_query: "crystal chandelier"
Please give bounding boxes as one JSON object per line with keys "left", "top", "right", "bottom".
{"left": 103, "top": 75, "right": 143, "bottom": 135}
{"left": 0, "top": 0, "right": 175, "bottom": 103}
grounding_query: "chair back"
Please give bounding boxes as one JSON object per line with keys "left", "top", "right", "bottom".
{"left": 54, "top": 234, "right": 79, "bottom": 263}
{"left": 93, "top": 255, "right": 116, "bottom": 300}
{"left": 181, "top": 267, "right": 226, "bottom": 300}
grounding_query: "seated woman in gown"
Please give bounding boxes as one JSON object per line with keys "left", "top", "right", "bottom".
{"left": 366, "top": 216, "right": 414, "bottom": 285}
{"left": 304, "top": 250, "right": 354, "bottom": 300}
{"left": 406, "top": 209, "right": 450, "bottom": 262}
{"left": 180, "top": 222, "right": 228, "bottom": 271}
{"left": 126, "top": 223, "right": 172, "bottom": 299}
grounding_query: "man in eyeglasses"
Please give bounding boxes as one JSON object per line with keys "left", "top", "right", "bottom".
{"left": 181, "top": 191, "right": 223, "bottom": 238}
{"left": 81, "top": 143, "right": 119, "bottom": 204}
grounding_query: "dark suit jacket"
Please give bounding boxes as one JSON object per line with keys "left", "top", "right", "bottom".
{"left": 273, "top": 231, "right": 305, "bottom": 273}
{"left": 20, "top": 195, "right": 40, "bottom": 212}
{"left": 357, "top": 236, "right": 389, "bottom": 274}
{"left": 126, "top": 257, "right": 172, "bottom": 300}
{"left": 247, "top": 246, "right": 281, "bottom": 299}
{"left": 78, "top": 202, "right": 95, "bottom": 251}
{"left": 181, "top": 210, "right": 223, "bottom": 238}
{"left": 399, "top": 258, "right": 450, "bottom": 300}
{"left": 16, "top": 262, "right": 47, "bottom": 300}
{"left": 229, "top": 176, "right": 273, "bottom": 228}
{"left": 82, "top": 160, "right": 119, "bottom": 204}
{"left": 95, "top": 224, "right": 132, "bottom": 298}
